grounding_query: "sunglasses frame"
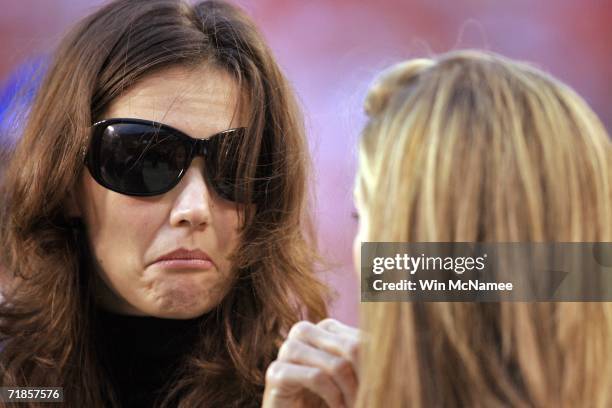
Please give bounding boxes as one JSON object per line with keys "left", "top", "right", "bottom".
{"left": 83, "top": 117, "right": 248, "bottom": 198}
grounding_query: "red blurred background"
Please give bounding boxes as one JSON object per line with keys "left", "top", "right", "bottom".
{"left": 1, "top": 0, "right": 611, "bottom": 324}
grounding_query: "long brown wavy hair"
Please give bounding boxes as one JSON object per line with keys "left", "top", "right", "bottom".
{"left": 356, "top": 51, "right": 612, "bottom": 407}
{"left": 0, "top": 1, "right": 329, "bottom": 406}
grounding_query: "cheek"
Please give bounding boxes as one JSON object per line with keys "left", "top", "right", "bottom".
{"left": 81, "top": 179, "right": 162, "bottom": 279}
{"left": 353, "top": 218, "right": 369, "bottom": 276}
{"left": 209, "top": 217, "right": 241, "bottom": 280}
{"left": 212, "top": 204, "right": 243, "bottom": 252}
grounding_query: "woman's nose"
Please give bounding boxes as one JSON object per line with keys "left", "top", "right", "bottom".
{"left": 168, "top": 158, "right": 212, "bottom": 229}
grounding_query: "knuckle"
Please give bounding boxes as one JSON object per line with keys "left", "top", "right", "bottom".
{"left": 307, "top": 367, "right": 326, "bottom": 387}
{"left": 288, "top": 320, "right": 312, "bottom": 339}
{"left": 330, "top": 357, "right": 352, "bottom": 377}
{"left": 317, "top": 318, "right": 337, "bottom": 330}
{"left": 277, "top": 338, "right": 297, "bottom": 360}
{"left": 265, "top": 361, "right": 284, "bottom": 384}
{"left": 347, "top": 339, "right": 360, "bottom": 361}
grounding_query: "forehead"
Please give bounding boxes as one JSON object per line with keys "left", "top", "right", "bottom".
{"left": 102, "top": 65, "right": 247, "bottom": 137}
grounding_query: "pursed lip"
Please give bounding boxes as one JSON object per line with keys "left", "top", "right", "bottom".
{"left": 151, "top": 248, "right": 215, "bottom": 269}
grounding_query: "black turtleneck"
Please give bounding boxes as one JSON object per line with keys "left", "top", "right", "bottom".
{"left": 93, "top": 308, "right": 203, "bottom": 408}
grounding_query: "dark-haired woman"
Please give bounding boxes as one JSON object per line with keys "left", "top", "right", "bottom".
{"left": 0, "top": 1, "right": 346, "bottom": 406}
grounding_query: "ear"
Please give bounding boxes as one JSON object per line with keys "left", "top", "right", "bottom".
{"left": 64, "top": 189, "right": 83, "bottom": 218}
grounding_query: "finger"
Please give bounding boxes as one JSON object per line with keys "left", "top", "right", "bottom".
{"left": 290, "top": 320, "right": 361, "bottom": 378}
{"left": 265, "top": 360, "right": 345, "bottom": 408}
{"left": 290, "top": 320, "right": 361, "bottom": 406}
{"left": 318, "top": 318, "right": 360, "bottom": 339}
{"left": 277, "top": 338, "right": 357, "bottom": 407}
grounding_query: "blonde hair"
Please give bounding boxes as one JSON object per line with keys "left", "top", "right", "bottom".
{"left": 356, "top": 50, "right": 612, "bottom": 407}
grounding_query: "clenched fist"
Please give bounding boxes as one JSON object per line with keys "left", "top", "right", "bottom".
{"left": 262, "top": 318, "right": 361, "bottom": 408}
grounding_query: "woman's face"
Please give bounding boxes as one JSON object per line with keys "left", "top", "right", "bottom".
{"left": 72, "top": 65, "right": 245, "bottom": 319}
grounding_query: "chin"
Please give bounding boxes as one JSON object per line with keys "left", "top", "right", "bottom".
{"left": 148, "top": 294, "right": 219, "bottom": 320}
{"left": 155, "top": 309, "right": 208, "bottom": 319}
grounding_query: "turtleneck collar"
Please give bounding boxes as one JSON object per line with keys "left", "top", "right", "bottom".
{"left": 95, "top": 307, "right": 204, "bottom": 356}
{"left": 93, "top": 307, "right": 206, "bottom": 407}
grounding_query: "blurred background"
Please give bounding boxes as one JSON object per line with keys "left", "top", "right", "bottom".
{"left": 1, "top": 0, "right": 611, "bottom": 325}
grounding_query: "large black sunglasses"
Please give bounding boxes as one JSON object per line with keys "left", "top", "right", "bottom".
{"left": 84, "top": 118, "right": 265, "bottom": 202}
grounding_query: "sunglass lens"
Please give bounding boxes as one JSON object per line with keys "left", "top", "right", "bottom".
{"left": 95, "top": 123, "right": 189, "bottom": 195}
{"left": 204, "top": 128, "right": 251, "bottom": 202}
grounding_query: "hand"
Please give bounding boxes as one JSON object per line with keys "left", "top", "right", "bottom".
{"left": 262, "top": 318, "right": 360, "bottom": 408}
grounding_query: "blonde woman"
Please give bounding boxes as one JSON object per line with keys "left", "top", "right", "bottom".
{"left": 354, "top": 50, "right": 611, "bottom": 407}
